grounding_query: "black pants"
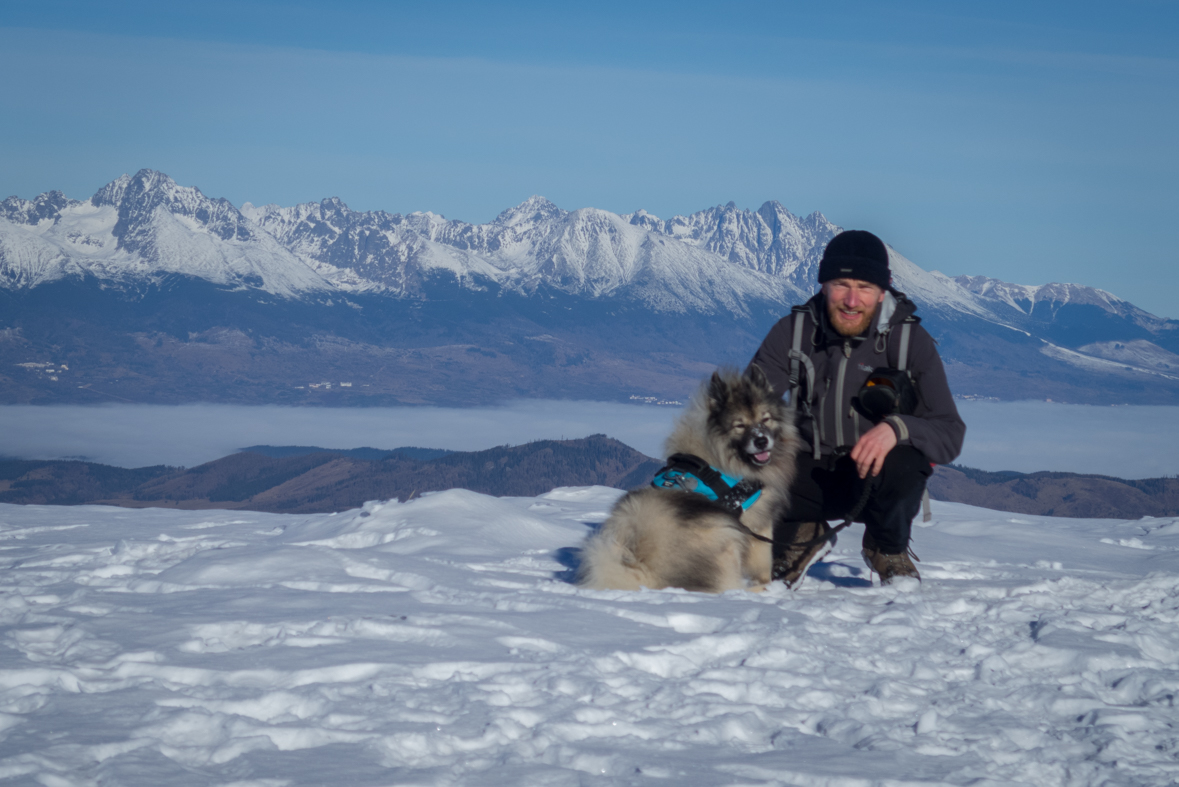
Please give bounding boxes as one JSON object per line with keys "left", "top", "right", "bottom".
{"left": 776, "top": 447, "right": 933, "bottom": 555}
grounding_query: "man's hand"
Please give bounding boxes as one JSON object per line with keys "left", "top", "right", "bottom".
{"left": 850, "top": 422, "right": 898, "bottom": 479}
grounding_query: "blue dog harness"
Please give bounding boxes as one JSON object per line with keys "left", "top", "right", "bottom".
{"left": 651, "top": 453, "right": 764, "bottom": 513}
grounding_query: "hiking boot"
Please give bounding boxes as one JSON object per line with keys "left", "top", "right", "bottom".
{"left": 861, "top": 531, "right": 920, "bottom": 586}
{"left": 773, "top": 521, "right": 834, "bottom": 589}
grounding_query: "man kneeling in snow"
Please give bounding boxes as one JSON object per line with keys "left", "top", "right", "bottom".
{"left": 748, "top": 230, "right": 965, "bottom": 587}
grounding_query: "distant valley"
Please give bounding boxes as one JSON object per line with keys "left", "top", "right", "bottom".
{"left": 3, "top": 169, "right": 1178, "bottom": 406}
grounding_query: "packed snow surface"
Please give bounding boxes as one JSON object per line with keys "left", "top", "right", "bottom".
{"left": 1, "top": 491, "right": 1177, "bottom": 785}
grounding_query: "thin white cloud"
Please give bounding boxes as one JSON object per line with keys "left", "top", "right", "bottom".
{"left": 0, "top": 402, "right": 681, "bottom": 469}
{"left": 1, "top": 401, "right": 1178, "bottom": 479}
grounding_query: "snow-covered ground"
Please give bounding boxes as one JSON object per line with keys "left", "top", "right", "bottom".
{"left": 1, "top": 490, "right": 1177, "bottom": 785}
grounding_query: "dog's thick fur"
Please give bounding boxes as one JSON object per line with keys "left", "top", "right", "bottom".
{"left": 576, "top": 366, "right": 799, "bottom": 593}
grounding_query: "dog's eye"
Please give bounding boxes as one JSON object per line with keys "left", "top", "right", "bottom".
{"left": 730, "top": 421, "right": 746, "bottom": 431}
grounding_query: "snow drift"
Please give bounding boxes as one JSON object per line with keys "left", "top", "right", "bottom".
{"left": 1, "top": 490, "right": 1176, "bottom": 785}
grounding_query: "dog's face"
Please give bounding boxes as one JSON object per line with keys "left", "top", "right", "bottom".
{"left": 706, "top": 365, "right": 790, "bottom": 470}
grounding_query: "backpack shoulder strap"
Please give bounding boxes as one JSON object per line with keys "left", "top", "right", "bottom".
{"left": 787, "top": 307, "right": 808, "bottom": 392}
{"left": 897, "top": 320, "right": 912, "bottom": 371}
{"left": 785, "top": 305, "right": 820, "bottom": 459}
{"left": 891, "top": 316, "right": 932, "bottom": 521}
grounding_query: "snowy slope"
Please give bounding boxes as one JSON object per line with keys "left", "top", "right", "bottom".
{"left": 888, "top": 249, "right": 998, "bottom": 321}
{"left": 1078, "top": 339, "right": 1179, "bottom": 373}
{"left": 1040, "top": 342, "right": 1179, "bottom": 382}
{"left": 955, "top": 275, "right": 1170, "bottom": 329}
{"left": 1, "top": 492, "right": 1177, "bottom": 785}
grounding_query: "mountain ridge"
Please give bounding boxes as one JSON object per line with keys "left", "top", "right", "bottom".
{"left": 2, "top": 438, "right": 1176, "bottom": 519}
{"left": 0, "top": 435, "right": 664, "bottom": 513}
{"left": 3, "top": 169, "right": 1178, "bottom": 405}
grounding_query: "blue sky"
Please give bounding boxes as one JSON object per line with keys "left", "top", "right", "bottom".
{"left": 1, "top": 1, "right": 1177, "bottom": 316}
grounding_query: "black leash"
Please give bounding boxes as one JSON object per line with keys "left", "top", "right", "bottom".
{"left": 732, "top": 521, "right": 774, "bottom": 544}
{"left": 789, "top": 473, "right": 875, "bottom": 550}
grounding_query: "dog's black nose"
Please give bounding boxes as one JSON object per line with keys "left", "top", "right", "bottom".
{"left": 753, "top": 435, "right": 769, "bottom": 450}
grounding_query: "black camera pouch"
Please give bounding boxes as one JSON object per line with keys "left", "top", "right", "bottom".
{"left": 854, "top": 368, "right": 919, "bottom": 423}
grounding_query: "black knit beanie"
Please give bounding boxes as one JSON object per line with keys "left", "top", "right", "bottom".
{"left": 817, "top": 230, "right": 890, "bottom": 289}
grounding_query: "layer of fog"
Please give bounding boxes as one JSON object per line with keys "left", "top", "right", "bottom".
{"left": 1, "top": 400, "right": 1177, "bottom": 479}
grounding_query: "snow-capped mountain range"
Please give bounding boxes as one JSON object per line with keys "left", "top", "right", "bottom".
{"left": 2, "top": 169, "right": 1177, "bottom": 405}
{"left": 3, "top": 170, "right": 831, "bottom": 319}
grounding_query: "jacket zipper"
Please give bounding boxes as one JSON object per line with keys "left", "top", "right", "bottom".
{"left": 815, "top": 377, "right": 828, "bottom": 452}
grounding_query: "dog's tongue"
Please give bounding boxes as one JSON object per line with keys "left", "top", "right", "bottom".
{"left": 754, "top": 451, "right": 771, "bottom": 464}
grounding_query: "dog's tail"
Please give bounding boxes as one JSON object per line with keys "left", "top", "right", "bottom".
{"left": 576, "top": 495, "right": 658, "bottom": 591}
{"left": 576, "top": 529, "right": 651, "bottom": 590}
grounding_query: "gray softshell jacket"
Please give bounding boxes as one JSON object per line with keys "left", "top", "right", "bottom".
{"left": 749, "top": 290, "right": 966, "bottom": 466}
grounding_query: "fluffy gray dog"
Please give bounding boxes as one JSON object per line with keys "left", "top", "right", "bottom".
{"left": 577, "top": 365, "right": 799, "bottom": 592}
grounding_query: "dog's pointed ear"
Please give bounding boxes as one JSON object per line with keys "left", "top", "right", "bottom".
{"left": 746, "top": 363, "right": 770, "bottom": 393}
{"left": 708, "top": 371, "right": 729, "bottom": 408}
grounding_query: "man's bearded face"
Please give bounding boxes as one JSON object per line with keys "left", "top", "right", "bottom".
{"left": 823, "top": 278, "right": 885, "bottom": 337}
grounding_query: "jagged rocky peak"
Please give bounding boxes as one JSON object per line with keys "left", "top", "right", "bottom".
{"left": 238, "top": 201, "right": 277, "bottom": 221}
{"left": 755, "top": 199, "right": 786, "bottom": 225}
{"left": 0, "top": 190, "right": 79, "bottom": 225}
{"left": 300, "top": 196, "right": 362, "bottom": 228}
{"left": 247, "top": 196, "right": 406, "bottom": 241}
{"left": 91, "top": 169, "right": 186, "bottom": 210}
{"left": 89, "top": 169, "right": 258, "bottom": 246}
{"left": 88, "top": 172, "right": 133, "bottom": 208}
{"left": 89, "top": 168, "right": 196, "bottom": 209}
{"left": 667, "top": 202, "right": 776, "bottom": 266}
{"left": 623, "top": 208, "right": 664, "bottom": 232}
{"left": 558, "top": 199, "right": 838, "bottom": 282}
{"left": 291, "top": 196, "right": 354, "bottom": 221}
{"left": 635, "top": 200, "right": 837, "bottom": 278}
{"left": 493, "top": 196, "right": 566, "bottom": 228}
{"left": 800, "top": 210, "right": 834, "bottom": 231}
{"left": 758, "top": 202, "right": 835, "bottom": 236}
{"left": 403, "top": 210, "right": 453, "bottom": 239}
